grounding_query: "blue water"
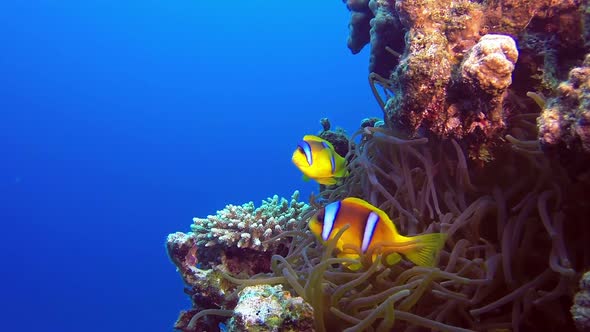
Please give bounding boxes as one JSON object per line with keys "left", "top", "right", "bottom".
{"left": 1, "top": 1, "right": 377, "bottom": 330}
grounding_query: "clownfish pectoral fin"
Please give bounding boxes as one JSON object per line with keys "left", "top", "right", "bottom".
{"left": 344, "top": 262, "right": 363, "bottom": 271}
{"left": 404, "top": 233, "right": 447, "bottom": 267}
{"left": 316, "top": 176, "right": 338, "bottom": 185}
{"left": 338, "top": 252, "right": 362, "bottom": 271}
{"left": 385, "top": 252, "right": 402, "bottom": 266}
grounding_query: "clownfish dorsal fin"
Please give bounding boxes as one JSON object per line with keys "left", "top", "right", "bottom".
{"left": 342, "top": 197, "right": 400, "bottom": 239}
{"left": 342, "top": 198, "right": 391, "bottom": 222}
{"left": 304, "top": 135, "right": 336, "bottom": 150}
{"left": 302, "top": 135, "right": 325, "bottom": 143}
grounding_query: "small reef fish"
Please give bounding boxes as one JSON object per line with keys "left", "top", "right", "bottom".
{"left": 308, "top": 197, "right": 447, "bottom": 270}
{"left": 291, "top": 135, "right": 348, "bottom": 185}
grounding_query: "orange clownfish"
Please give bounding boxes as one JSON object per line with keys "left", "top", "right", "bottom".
{"left": 291, "top": 135, "right": 348, "bottom": 185}
{"left": 308, "top": 197, "right": 447, "bottom": 270}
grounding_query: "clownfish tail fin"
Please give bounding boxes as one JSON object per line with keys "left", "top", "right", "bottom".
{"left": 404, "top": 233, "right": 447, "bottom": 267}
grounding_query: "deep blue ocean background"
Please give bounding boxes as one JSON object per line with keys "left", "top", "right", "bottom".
{"left": 1, "top": 1, "right": 378, "bottom": 330}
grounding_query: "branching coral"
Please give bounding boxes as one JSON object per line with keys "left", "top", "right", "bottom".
{"left": 191, "top": 191, "right": 310, "bottom": 254}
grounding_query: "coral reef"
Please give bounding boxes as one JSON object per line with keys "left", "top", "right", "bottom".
{"left": 572, "top": 271, "right": 590, "bottom": 331}
{"left": 538, "top": 54, "right": 590, "bottom": 181}
{"left": 227, "top": 285, "right": 314, "bottom": 332}
{"left": 168, "top": 1, "right": 590, "bottom": 331}
{"left": 345, "top": 0, "right": 587, "bottom": 160}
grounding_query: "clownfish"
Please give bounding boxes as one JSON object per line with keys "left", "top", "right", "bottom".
{"left": 291, "top": 135, "right": 348, "bottom": 185}
{"left": 308, "top": 197, "right": 447, "bottom": 270}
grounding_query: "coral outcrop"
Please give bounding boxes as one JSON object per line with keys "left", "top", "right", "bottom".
{"left": 344, "top": 0, "right": 372, "bottom": 54}
{"left": 343, "top": 0, "right": 406, "bottom": 76}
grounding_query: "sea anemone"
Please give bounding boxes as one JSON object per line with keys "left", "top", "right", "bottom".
{"left": 218, "top": 119, "right": 588, "bottom": 331}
